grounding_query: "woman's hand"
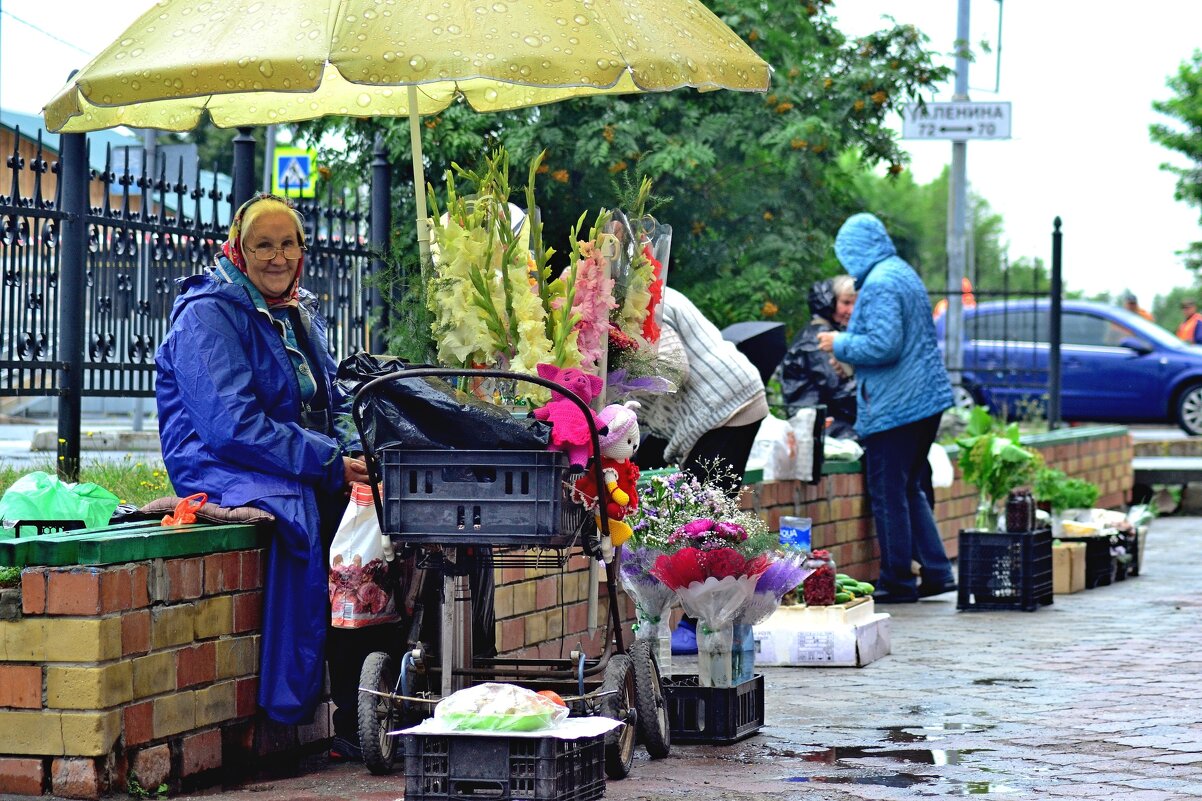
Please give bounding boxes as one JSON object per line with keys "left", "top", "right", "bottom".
{"left": 817, "top": 331, "right": 838, "bottom": 353}
{"left": 343, "top": 456, "right": 368, "bottom": 487}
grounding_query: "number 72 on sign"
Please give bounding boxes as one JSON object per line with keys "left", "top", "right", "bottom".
{"left": 901, "top": 101, "right": 1012, "bottom": 141}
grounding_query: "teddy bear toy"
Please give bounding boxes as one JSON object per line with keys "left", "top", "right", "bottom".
{"left": 531, "top": 363, "right": 606, "bottom": 470}
{"left": 572, "top": 401, "right": 641, "bottom": 562}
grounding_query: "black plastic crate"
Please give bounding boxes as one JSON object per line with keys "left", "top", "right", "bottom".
{"left": 1055, "top": 534, "right": 1116, "bottom": 588}
{"left": 381, "top": 449, "right": 588, "bottom": 547}
{"left": 11, "top": 520, "right": 86, "bottom": 537}
{"left": 402, "top": 732, "right": 604, "bottom": 801}
{"left": 957, "top": 528, "right": 1054, "bottom": 612}
{"left": 1128, "top": 527, "right": 1146, "bottom": 577}
{"left": 663, "top": 673, "right": 764, "bottom": 744}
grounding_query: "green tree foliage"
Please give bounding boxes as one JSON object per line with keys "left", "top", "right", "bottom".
{"left": 1150, "top": 50, "right": 1202, "bottom": 275}
{"left": 1152, "top": 286, "right": 1199, "bottom": 333}
{"left": 293, "top": 0, "right": 950, "bottom": 342}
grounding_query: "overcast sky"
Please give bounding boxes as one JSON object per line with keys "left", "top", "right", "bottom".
{"left": 2, "top": 0, "right": 1201, "bottom": 301}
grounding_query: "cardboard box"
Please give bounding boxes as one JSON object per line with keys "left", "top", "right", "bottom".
{"left": 1053, "top": 541, "right": 1086, "bottom": 594}
{"left": 752, "top": 612, "right": 891, "bottom": 668}
{"left": 765, "top": 597, "right": 876, "bottom": 629}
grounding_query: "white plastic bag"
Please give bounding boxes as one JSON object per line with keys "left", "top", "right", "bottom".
{"left": 329, "top": 483, "right": 399, "bottom": 628}
{"left": 748, "top": 415, "right": 797, "bottom": 482}
{"left": 786, "top": 408, "right": 818, "bottom": 482}
{"left": 434, "top": 682, "right": 569, "bottom": 731}
{"left": 824, "top": 437, "right": 864, "bottom": 463}
{"left": 928, "top": 444, "right": 954, "bottom": 489}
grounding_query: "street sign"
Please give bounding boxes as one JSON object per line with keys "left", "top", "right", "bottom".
{"left": 272, "top": 146, "right": 319, "bottom": 198}
{"left": 901, "top": 101, "right": 1011, "bottom": 141}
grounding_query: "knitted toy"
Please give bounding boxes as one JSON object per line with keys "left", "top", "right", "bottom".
{"left": 572, "top": 401, "right": 641, "bottom": 562}
{"left": 531, "top": 363, "right": 605, "bottom": 470}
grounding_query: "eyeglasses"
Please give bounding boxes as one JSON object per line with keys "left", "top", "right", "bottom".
{"left": 249, "top": 245, "right": 305, "bottom": 261}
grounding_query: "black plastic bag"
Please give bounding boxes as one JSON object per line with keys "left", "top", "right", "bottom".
{"left": 336, "top": 353, "right": 551, "bottom": 453}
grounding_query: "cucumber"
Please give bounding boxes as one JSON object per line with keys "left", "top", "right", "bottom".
{"left": 836, "top": 573, "right": 853, "bottom": 582}
{"left": 857, "top": 582, "right": 875, "bottom": 595}
{"left": 834, "top": 591, "right": 853, "bottom": 604}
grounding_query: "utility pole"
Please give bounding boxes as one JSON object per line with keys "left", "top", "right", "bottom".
{"left": 945, "top": 0, "right": 971, "bottom": 394}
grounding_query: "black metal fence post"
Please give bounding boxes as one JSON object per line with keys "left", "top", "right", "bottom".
{"left": 1048, "top": 217, "right": 1063, "bottom": 430}
{"left": 57, "top": 133, "right": 88, "bottom": 481}
{"left": 369, "top": 134, "right": 391, "bottom": 353}
{"left": 232, "top": 127, "right": 256, "bottom": 209}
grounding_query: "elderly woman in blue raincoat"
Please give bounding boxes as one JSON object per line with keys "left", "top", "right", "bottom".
{"left": 817, "top": 213, "right": 957, "bottom": 603}
{"left": 156, "top": 194, "right": 367, "bottom": 730}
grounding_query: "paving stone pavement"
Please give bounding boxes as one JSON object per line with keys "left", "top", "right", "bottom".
{"left": 33, "top": 516, "right": 1195, "bottom": 801}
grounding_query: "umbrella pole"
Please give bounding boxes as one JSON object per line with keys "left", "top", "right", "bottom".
{"left": 408, "top": 86, "right": 432, "bottom": 266}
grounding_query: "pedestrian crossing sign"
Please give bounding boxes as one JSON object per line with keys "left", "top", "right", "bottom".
{"left": 273, "top": 146, "right": 319, "bottom": 198}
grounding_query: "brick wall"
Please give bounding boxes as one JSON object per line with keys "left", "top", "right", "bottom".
{"left": 0, "top": 549, "right": 326, "bottom": 799}
{"left": 492, "top": 555, "right": 636, "bottom": 659}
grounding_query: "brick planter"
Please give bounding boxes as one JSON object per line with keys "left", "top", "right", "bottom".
{"left": 0, "top": 549, "right": 332, "bottom": 798}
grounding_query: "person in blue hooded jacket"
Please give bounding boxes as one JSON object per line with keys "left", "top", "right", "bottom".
{"left": 156, "top": 194, "right": 369, "bottom": 736}
{"left": 817, "top": 212, "right": 956, "bottom": 603}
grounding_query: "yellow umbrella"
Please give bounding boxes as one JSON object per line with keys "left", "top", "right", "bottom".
{"left": 44, "top": 0, "right": 771, "bottom": 260}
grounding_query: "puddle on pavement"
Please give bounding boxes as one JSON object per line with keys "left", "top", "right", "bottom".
{"left": 785, "top": 736, "right": 1023, "bottom": 796}
{"left": 972, "top": 677, "right": 1033, "bottom": 687}
{"left": 803, "top": 746, "right": 984, "bottom": 765}
{"left": 785, "top": 776, "right": 1020, "bottom": 794}
{"left": 881, "top": 723, "right": 995, "bottom": 743}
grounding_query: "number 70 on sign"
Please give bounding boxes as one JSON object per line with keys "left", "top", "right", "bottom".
{"left": 901, "top": 101, "right": 1012, "bottom": 141}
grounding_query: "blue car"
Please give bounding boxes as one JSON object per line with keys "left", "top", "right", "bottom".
{"left": 937, "top": 299, "right": 1202, "bottom": 434}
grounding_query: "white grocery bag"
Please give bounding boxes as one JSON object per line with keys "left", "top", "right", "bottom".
{"left": 329, "top": 483, "right": 399, "bottom": 628}
{"left": 748, "top": 415, "right": 798, "bottom": 482}
{"left": 928, "top": 443, "right": 954, "bottom": 489}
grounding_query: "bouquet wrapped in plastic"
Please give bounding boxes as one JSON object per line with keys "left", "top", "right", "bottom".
{"left": 604, "top": 179, "right": 676, "bottom": 404}
{"left": 651, "top": 517, "right": 776, "bottom": 687}
{"left": 731, "top": 552, "right": 812, "bottom": 683}
{"left": 737, "top": 552, "right": 812, "bottom": 628}
{"left": 617, "top": 544, "right": 676, "bottom": 672}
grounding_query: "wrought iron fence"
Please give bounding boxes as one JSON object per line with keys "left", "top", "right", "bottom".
{"left": 0, "top": 126, "right": 372, "bottom": 401}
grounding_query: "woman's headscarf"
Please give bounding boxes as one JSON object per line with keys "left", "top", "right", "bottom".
{"left": 220, "top": 193, "right": 306, "bottom": 308}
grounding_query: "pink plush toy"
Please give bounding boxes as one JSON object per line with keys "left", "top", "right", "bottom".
{"left": 532, "top": 363, "right": 605, "bottom": 470}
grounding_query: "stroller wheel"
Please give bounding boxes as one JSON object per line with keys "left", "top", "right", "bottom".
{"left": 358, "top": 651, "right": 399, "bottom": 775}
{"left": 600, "top": 653, "right": 637, "bottom": 779}
{"left": 629, "top": 640, "right": 671, "bottom": 759}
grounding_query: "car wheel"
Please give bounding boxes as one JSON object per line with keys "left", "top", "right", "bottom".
{"left": 1178, "top": 383, "right": 1202, "bottom": 436}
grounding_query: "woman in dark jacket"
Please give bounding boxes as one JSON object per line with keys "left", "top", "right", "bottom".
{"left": 780, "top": 276, "right": 858, "bottom": 439}
{"left": 156, "top": 194, "right": 368, "bottom": 739}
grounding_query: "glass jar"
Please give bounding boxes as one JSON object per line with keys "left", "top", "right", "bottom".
{"left": 802, "top": 549, "right": 838, "bottom": 606}
{"left": 1005, "top": 489, "right": 1036, "bottom": 533}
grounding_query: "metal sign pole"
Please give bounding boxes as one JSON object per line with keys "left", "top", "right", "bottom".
{"left": 945, "top": 0, "right": 972, "bottom": 392}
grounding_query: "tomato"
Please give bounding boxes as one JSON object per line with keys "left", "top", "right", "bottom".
{"left": 537, "top": 690, "right": 567, "bottom": 707}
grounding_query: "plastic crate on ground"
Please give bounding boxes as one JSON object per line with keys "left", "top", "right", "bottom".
{"left": 402, "top": 732, "right": 604, "bottom": 801}
{"left": 381, "top": 449, "right": 588, "bottom": 547}
{"left": 957, "top": 528, "right": 1054, "bottom": 612}
{"left": 663, "top": 673, "right": 764, "bottom": 744}
{"left": 1054, "top": 534, "right": 1116, "bottom": 589}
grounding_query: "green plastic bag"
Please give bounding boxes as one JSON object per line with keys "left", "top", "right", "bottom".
{"left": 0, "top": 471, "right": 120, "bottom": 531}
